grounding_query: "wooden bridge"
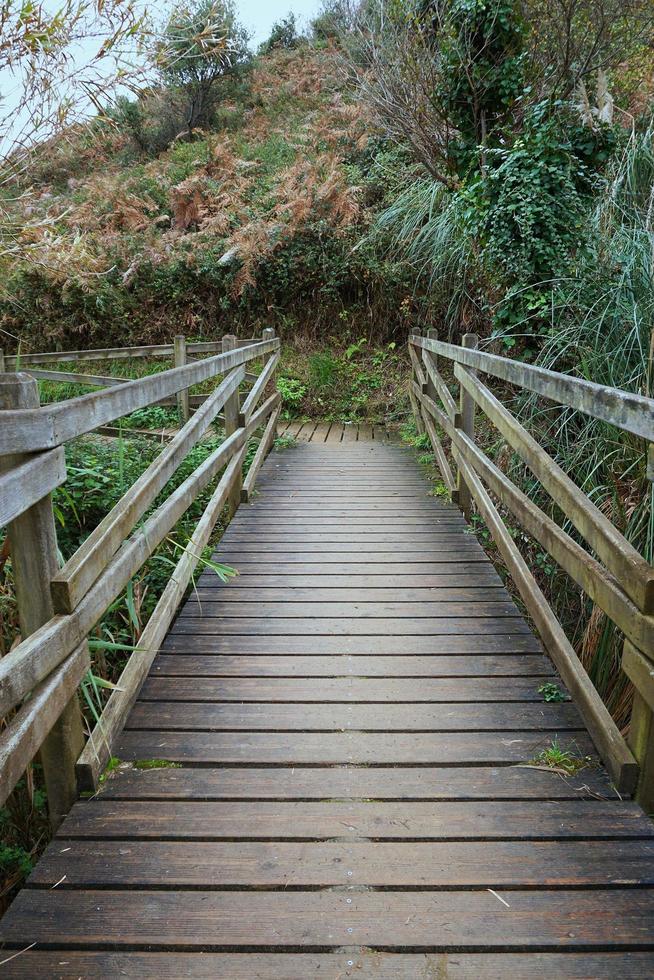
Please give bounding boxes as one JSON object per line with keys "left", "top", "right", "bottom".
{"left": 1, "top": 332, "right": 654, "bottom": 976}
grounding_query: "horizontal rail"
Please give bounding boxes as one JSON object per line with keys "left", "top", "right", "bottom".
{"left": 76, "top": 446, "right": 248, "bottom": 791}
{"left": 23, "top": 369, "right": 126, "bottom": 387}
{"left": 413, "top": 335, "right": 654, "bottom": 441}
{"left": 0, "top": 338, "right": 279, "bottom": 455}
{"left": 454, "top": 363, "right": 654, "bottom": 613}
{"left": 51, "top": 367, "right": 245, "bottom": 614}
{"left": 0, "top": 389, "right": 281, "bottom": 720}
{"left": 408, "top": 331, "right": 651, "bottom": 796}
{"left": 0, "top": 447, "right": 66, "bottom": 526}
{"left": 239, "top": 352, "right": 280, "bottom": 426}
{"left": 3, "top": 338, "right": 258, "bottom": 368}
{"left": 415, "top": 381, "right": 654, "bottom": 654}
{"left": 0, "top": 644, "right": 89, "bottom": 808}
{"left": 452, "top": 447, "right": 638, "bottom": 793}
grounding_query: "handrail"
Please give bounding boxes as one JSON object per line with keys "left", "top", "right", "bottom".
{"left": 408, "top": 328, "right": 653, "bottom": 802}
{"left": 0, "top": 330, "right": 280, "bottom": 824}
{"left": 0, "top": 337, "right": 258, "bottom": 368}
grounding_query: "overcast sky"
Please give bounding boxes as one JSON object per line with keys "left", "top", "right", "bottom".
{"left": 239, "top": 0, "right": 324, "bottom": 47}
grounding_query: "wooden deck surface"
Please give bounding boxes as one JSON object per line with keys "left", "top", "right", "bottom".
{"left": 2, "top": 440, "right": 654, "bottom": 977}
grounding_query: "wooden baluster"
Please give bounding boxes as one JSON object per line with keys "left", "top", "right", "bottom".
{"left": 455, "top": 332, "right": 478, "bottom": 521}
{"left": 174, "top": 334, "right": 189, "bottom": 423}
{"left": 408, "top": 328, "right": 425, "bottom": 435}
{"left": 0, "top": 373, "right": 84, "bottom": 828}
{"left": 222, "top": 334, "right": 242, "bottom": 518}
{"left": 262, "top": 327, "right": 278, "bottom": 441}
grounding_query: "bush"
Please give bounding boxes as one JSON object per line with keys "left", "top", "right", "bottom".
{"left": 259, "top": 13, "right": 301, "bottom": 54}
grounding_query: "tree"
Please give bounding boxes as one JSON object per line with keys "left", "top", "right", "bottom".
{"left": 259, "top": 13, "right": 301, "bottom": 54}
{"left": 156, "top": 0, "right": 250, "bottom": 132}
{"left": 0, "top": 0, "right": 146, "bottom": 174}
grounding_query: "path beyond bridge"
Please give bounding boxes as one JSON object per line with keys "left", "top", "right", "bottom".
{"left": 2, "top": 438, "right": 654, "bottom": 976}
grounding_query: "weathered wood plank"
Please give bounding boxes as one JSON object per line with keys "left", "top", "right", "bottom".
{"left": 167, "top": 616, "right": 532, "bottom": 636}
{"left": 97, "top": 763, "right": 615, "bottom": 801}
{"left": 29, "top": 838, "right": 654, "bottom": 888}
{"left": 150, "top": 654, "right": 552, "bottom": 676}
{"left": 4, "top": 951, "right": 654, "bottom": 978}
{"left": 3, "top": 889, "right": 653, "bottom": 948}
{"left": 127, "top": 700, "right": 581, "bottom": 731}
{"left": 160, "top": 633, "right": 543, "bottom": 653}
{"left": 241, "top": 405, "right": 281, "bottom": 502}
{"left": 115, "top": 729, "right": 595, "bottom": 765}
{"left": 176, "top": 601, "right": 520, "bottom": 619}
{"left": 137, "top": 675, "right": 554, "bottom": 702}
{"left": 59, "top": 798, "right": 652, "bottom": 840}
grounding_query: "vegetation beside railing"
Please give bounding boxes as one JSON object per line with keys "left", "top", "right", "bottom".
{"left": 0, "top": 331, "right": 280, "bottom": 831}
{"left": 409, "top": 329, "right": 654, "bottom": 804}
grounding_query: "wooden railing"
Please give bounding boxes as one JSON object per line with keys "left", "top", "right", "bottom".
{"left": 409, "top": 328, "right": 654, "bottom": 804}
{"left": 0, "top": 330, "right": 280, "bottom": 825}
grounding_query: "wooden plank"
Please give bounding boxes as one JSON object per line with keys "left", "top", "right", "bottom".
{"left": 296, "top": 421, "right": 317, "bottom": 441}
{"left": 456, "top": 363, "right": 654, "bottom": 613}
{"left": 29, "top": 838, "right": 654, "bottom": 888}
{"left": 59, "top": 798, "right": 653, "bottom": 840}
{"left": 51, "top": 366, "right": 245, "bottom": 613}
{"left": 186, "top": 587, "right": 512, "bottom": 602}
{"left": 160, "top": 634, "right": 543, "bottom": 653}
{"left": 137, "top": 676, "right": 555, "bottom": 702}
{"left": 150, "top": 654, "right": 552, "bottom": 676}
{"left": 3, "top": 889, "right": 653, "bottom": 948}
{"left": 326, "top": 423, "right": 343, "bottom": 443}
{"left": 167, "top": 617, "right": 532, "bottom": 636}
{"left": 97, "top": 763, "right": 615, "bottom": 801}
{"left": 176, "top": 600, "right": 521, "bottom": 618}
{"left": 416, "top": 334, "right": 654, "bottom": 442}
{"left": 310, "top": 422, "right": 331, "bottom": 443}
{"left": 358, "top": 422, "right": 373, "bottom": 440}
{"left": 5, "top": 952, "right": 654, "bottom": 978}
{"left": 0, "top": 447, "right": 66, "bottom": 526}
{"left": 0, "top": 338, "right": 279, "bottom": 455}
{"left": 115, "top": 729, "right": 595, "bottom": 765}
{"left": 127, "top": 701, "right": 581, "bottom": 731}
{"left": 195, "top": 571, "right": 505, "bottom": 587}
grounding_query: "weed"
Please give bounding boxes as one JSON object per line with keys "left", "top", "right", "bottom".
{"left": 530, "top": 740, "right": 593, "bottom": 775}
{"left": 538, "top": 682, "right": 567, "bottom": 703}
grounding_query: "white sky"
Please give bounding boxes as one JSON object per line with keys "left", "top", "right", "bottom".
{"left": 239, "top": 0, "right": 324, "bottom": 47}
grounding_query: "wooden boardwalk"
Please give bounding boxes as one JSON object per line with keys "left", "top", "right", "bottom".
{"left": 3, "top": 440, "right": 654, "bottom": 977}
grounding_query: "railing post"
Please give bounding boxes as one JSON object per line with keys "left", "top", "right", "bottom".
{"left": 174, "top": 334, "right": 189, "bottom": 423}
{"left": 455, "top": 333, "right": 478, "bottom": 521}
{"left": 0, "top": 349, "right": 5, "bottom": 372}
{"left": 262, "top": 327, "right": 278, "bottom": 441}
{"left": 222, "top": 334, "right": 242, "bottom": 518}
{"left": 408, "top": 329, "right": 425, "bottom": 435}
{"left": 0, "top": 373, "right": 84, "bottom": 828}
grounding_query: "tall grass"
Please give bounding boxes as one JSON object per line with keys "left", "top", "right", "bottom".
{"left": 501, "top": 125, "right": 654, "bottom": 725}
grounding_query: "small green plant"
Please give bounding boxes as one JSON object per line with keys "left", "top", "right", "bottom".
{"left": 99, "top": 757, "right": 123, "bottom": 784}
{"left": 530, "top": 739, "right": 592, "bottom": 775}
{"left": 277, "top": 376, "right": 307, "bottom": 414}
{"left": 274, "top": 434, "right": 296, "bottom": 449}
{"left": 538, "top": 682, "right": 567, "bottom": 703}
